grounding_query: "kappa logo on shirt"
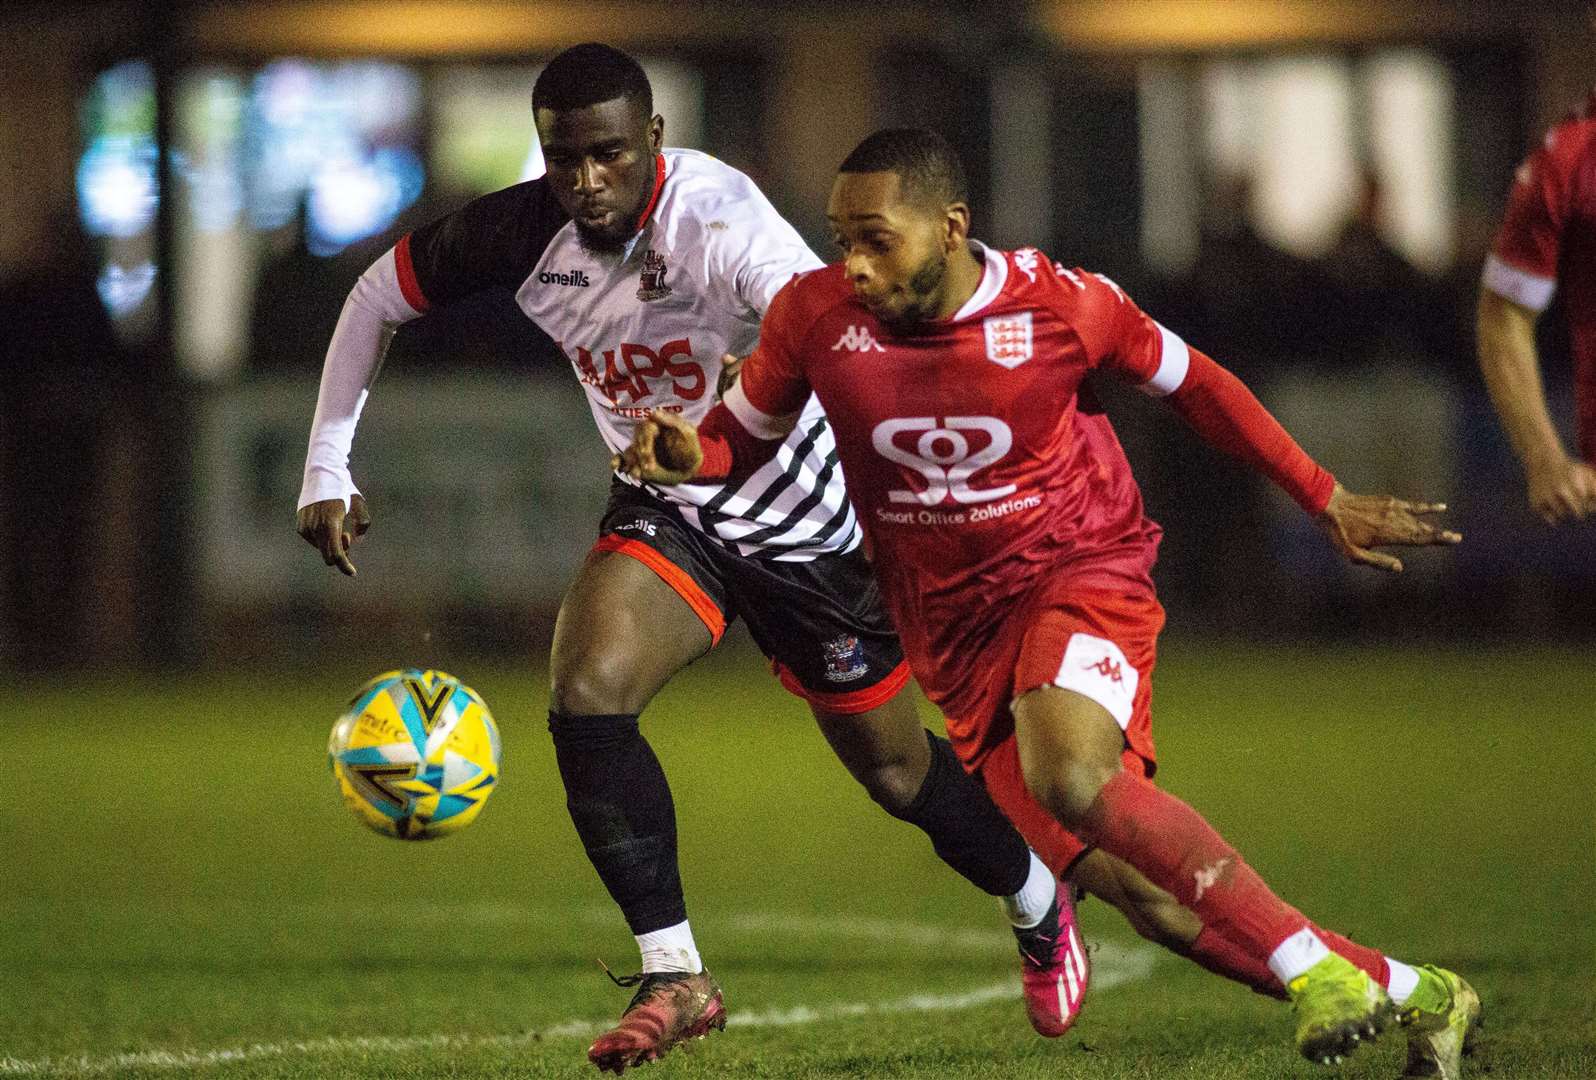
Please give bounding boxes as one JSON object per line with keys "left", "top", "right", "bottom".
{"left": 983, "top": 312, "right": 1032, "bottom": 368}
{"left": 832, "top": 325, "right": 885, "bottom": 353}
{"left": 1012, "top": 247, "right": 1040, "bottom": 283}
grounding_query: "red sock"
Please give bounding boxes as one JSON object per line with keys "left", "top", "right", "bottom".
{"left": 1080, "top": 770, "right": 1309, "bottom": 966}
{"left": 1186, "top": 924, "right": 1388, "bottom": 999}
{"left": 1187, "top": 925, "right": 1286, "bottom": 999}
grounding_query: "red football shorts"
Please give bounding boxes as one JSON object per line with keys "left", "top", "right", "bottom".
{"left": 956, "top": 587, "right": 1166, "bottom": 876}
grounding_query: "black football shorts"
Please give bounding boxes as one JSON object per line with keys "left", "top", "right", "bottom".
{"left": 593, "top": 479, "right": 909, "bottom": 714}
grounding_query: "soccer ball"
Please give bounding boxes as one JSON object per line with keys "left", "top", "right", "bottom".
{"left": 328, "top": 668, "right": 502, "bottom": 840}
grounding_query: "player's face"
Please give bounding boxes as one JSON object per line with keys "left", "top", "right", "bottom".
{"left": 535, "top": 96, "right": 664, "bottom": 254}
{"left": 827, "top": 171, "right": 958, "bottom": 326}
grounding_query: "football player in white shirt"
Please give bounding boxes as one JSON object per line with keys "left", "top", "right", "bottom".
{"left": 296, "top": 44, "right": 1083, "bottom": 1073}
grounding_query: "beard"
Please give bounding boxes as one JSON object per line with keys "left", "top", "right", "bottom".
{"left": 572, "top": 183, "right": 656, "bottom": 256}
{"left": 880, "top": 248, "right": 948, "bottom": 326}
{"left": 574, "top": 219, "right": 631, "bottom": 255}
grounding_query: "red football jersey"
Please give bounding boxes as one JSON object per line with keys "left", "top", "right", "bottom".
{"left": 725, "top": 244, "right": 1279, "bottom": 729}
{"left": 1484, "top": 89, "right": 1596, "bottom": 462}
{"left": 708, "top": 243, "right": 1333, "bottom": 735}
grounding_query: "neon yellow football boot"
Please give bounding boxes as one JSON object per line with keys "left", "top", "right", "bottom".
{"left": 1287, "top": 952, "right": 1397, "bottom": 1066}
{"left": 1399, "top": 966, "right": 1482, "bottom": 1079}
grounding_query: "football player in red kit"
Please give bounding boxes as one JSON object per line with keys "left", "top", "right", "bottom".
{"left": 619, "top": 129, "right": 1481, "bottom": 1076}
{"left": 1479, "top": 87, "right": 1596, "bottom": 523}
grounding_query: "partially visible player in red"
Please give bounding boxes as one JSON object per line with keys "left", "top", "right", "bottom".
{"left": 619, "top": 129, "right": 1482, "bottom": 1074}
{"left": 1479, "top": 86, "right": 1596, "bottom": 523}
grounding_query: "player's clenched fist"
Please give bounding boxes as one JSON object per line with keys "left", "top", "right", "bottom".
{"left": 296, "top": 492, "right": 371, "bottom": 576}
{"left": 1525, "top": 456, "right": 1596, "bottom": 524}
{"left": 612, "top": 409, "right": 704, "bottom": 485}
{"left": 1315, "top": 483, "right": 1461, "bottom": 573}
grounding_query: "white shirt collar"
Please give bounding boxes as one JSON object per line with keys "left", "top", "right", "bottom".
{"left": 951, "top": 240, "right": 1008, "bottom": 321}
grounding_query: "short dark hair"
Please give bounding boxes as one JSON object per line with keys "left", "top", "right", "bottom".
{"left": 532, "top": 43, "right": 653, "bottom": 116}
{"left": 838, "top": 128, "right": 968, "bottom": 208}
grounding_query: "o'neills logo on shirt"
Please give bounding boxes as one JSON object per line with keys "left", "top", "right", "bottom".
{"left": 539, "top": 269, "right": 590, "bottom": 287}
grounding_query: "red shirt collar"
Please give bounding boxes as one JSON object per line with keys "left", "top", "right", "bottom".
{"left": 634, "top": 153, "right": 667, "bottom": 232}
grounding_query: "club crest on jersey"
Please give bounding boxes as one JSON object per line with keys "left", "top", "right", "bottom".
{"left": 983, "top": 312, "right": 1032, "bottom": 368}
{"left": 821, "top": 634, "right": 870, "bottom": 683}
{"left": 637, "top": 249, "right": 672, "bottom": 301}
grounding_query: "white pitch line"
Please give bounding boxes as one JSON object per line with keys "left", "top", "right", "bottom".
{"left": 269, "top": 903, "right": 1078, "bottom": 953}
{"left": 0, "top": 931, "right": 1157, "bottom": 1078}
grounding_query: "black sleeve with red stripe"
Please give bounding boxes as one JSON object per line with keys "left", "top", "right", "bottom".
{"left": 396, "top": 178, "right": 570, "bottom": 312}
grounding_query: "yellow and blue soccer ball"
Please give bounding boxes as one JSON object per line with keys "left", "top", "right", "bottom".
{"left": 328, "top": 669, "right": 502, "bottom": 840}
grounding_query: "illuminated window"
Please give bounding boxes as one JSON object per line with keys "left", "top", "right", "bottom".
{"left": 1139, "top": 51, "right": 1456, "bottom": 275}
{"left": 147, "top": 55, "right": 707, "bottom": 379}
{"left": 77, "top": 60, "right": 158, "bottom": 333}
{"left": 247, "top": 60, "right": 426, "bottom": 255}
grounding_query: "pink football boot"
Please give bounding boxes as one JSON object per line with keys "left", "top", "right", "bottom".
{"left": 587, "top": 969, "right": 727, "bottom": 1074}
{"left": 1015, "top": 886, "right": 1089, "bottom": 1037}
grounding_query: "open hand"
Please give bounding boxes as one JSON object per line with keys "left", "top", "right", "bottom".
{"left": 296, "top": 492, "right": 371, "bottom": 576}
{"left": 611, "top": 410, "right": 704, "bottom": 485}
{"left": 1316, "top": 483, "right": 1460, "bottom": 573}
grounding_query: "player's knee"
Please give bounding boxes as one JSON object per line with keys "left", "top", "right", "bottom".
{"left": 855, "top": 759, "right": 924, "bottom": 817}
{"left": 550, "top": 651, "right": 647, "bottom": 716}
{"left": 1019, "top": 755, "right": 1116, "bottom": 831}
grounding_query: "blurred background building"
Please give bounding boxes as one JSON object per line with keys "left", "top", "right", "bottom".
{"left": 1, "top": 0, "right": 1592, "bottom": 672}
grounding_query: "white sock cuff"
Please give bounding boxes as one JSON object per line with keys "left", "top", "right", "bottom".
{"left": 1267, "top": 927, "right": 1332, "bottom": 985}
{"left": 1385, "top": 958, "right": 1420, "bottom": 1005}
{"left": 1001, "top": 851, "right": 1058, "bottom": 929}
{"left": 636, "top": 919, "right": 702, "bottom": 975}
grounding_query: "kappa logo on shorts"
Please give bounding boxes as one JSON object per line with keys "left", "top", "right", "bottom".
{"left": 1088, "top": 656, "right": 1124, "bottom": 685}
{"left": 821, "top": 634, "right": 870, "bottom": 683}
{"left": 1055, "top": 633, "right": 1137, "bottom": 729}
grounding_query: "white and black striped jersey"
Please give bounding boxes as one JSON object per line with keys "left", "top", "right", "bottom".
{"left": 299, "top": 148, "right": 859, "bottom": 560}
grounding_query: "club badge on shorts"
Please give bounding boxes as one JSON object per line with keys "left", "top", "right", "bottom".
{"left": 821, "top": 634, "right": 870, "bottom": 683}
{"left": 637, "top": 249, "right": 672, "bottom": 301}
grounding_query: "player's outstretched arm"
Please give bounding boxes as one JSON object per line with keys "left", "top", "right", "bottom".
{"left": 297, "top": 492, "right": 372, "bottom": 577}
{"left": 613, "top": 410, "right": 705, "bottom": 485}
{"left": 1314, "top": 484, "right": 1460, "bottom": 573}
{"left": 1477, "top": 287, "right": 1596, "bottom": 523}
{"left": 1142, "top": 344, "right": 1460, "bottom": 571}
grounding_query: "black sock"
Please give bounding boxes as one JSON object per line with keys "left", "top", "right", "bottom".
{"left": 894, "top": 730, "right": 1032, "bottom": 897}
{"left": 549, "top": 711, "right": 686, "bottom": 935}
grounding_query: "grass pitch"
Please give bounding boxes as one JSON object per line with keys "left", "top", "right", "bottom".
{"left": 2, "top": 640, "right": 1592, "bottom": 1078}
